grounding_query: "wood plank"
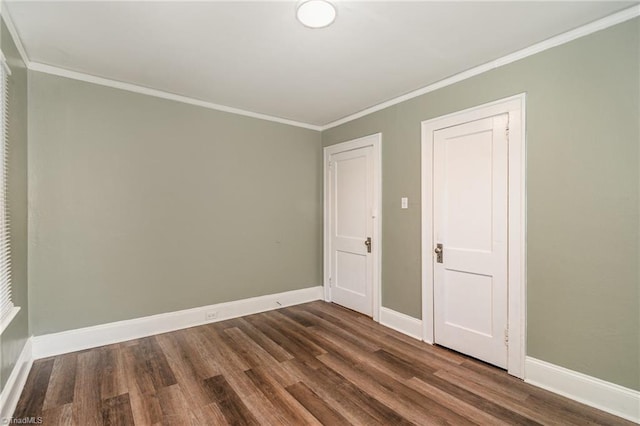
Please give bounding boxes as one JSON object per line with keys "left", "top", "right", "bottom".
{"left": 373, "top": 349, "right": 540, "bottom": 424}
{"left": 157, "top": 384, "right": 201, "bottom": 426}
{"left": 101, "top": 393, "right": 135, "bottom": 426}
{"left": 72, "top": 349, "right": 105, "bottom": 426}
{"left": 194, "top": 402, "right": 230, "bottom": 426}
{"left": 189, "top": 326, "right": 289, "bottom": 424}
{"left": 314, "top": 301, "right": 472, "bottom": 366}
{"left": 433, "top": 369, "right": 585, "bottom": 426}
{"left": 276, "top": 305, "right": 317, "bottom": 327}
{"left": 121, "top": 343, "right": 164, "bottom": 426}
{"left": 221, "top": 317, "right": 294, "bottom": 363}
{"left": 42, "top": 403, "right": 73, "bottom": 426}
{"left": 154, "top": 331, "right": 218, "bottom": 410}
{"left": 285, "top": 381, "right": 349, "bottom": 425}
{"left": 222, "top": 326, "right": 281, "bottom": 369}
{"left": 203, "top": 374, "right": 259, "bottom": 426}
{"left": 262, "top": 311, "right": 328, "bottom": 357}
{"left": 205, "top": 362, "right": 291, "bottom": 425}
{"left": 250, "top": 357, "right": 300, "bottom": 389}
{"left": 525, "top": 390, "right": 637, "bottom": 426}
{"left": 43, "top": 353, "right": 77, "bottom": 410}
{"left": 459, "top": 358, "right": 533, "bottom": 400}
{"left": 372, "top": 348, "right": 436, "bottom": 379}
{"left": 378, "top": 335, "right": 479, "bottom": 379}
{"left": 100, "top": 345, "right": 128, "bottom": 400}
{"left": 180, "top": 328, "right": 222, "bottom": 378}
{"left": 135, "top": 337, "right": 177, "bottom": 389}
{"left": 407, "top": 373, "right": 540, "bottom": 425}
{"left": 127, "top": 391, "right": 163, "bottom": 426}
{"left": 13, "top": 358, "right": 55, "bottom": 419}
{"left": 220, "top": 326, "right": 299, "bottom": 387}
{"left": 287, "top": 358, "right": 413, "bottom": 426}
{"left": 244, "top": 367, "right": 322, "bottom": 426}
{"left": 307, "top": 301, "right": 442, "bottom": 353}
{"left": 318, "top": 351, "right": 475, "bottom": 425}
{"left": 287, "top": 304, "right": 381, "bottom": 353}
{"left": 305, "top": 302, "right": 468, "bottom": 372}
{"left": 406, "top": 376, "right": 510, "bottom": 426}
{"left": 194, "top": 324, "right": 251, "bottom": 372}
{"left": 15, "top": 302, "right": 633, "bottom": 426}
{"left": 243, "top": 313, "right": 324, "bottom": 369}
{"left": 431, "top": 360, "right": 530, "bottom": 402}
{"left": 304, "top": 322, "right": 443, "bottom": 393}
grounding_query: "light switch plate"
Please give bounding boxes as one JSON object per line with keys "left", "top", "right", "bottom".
{"left": 401, "top": 197, "right": 408, "bottom": 209}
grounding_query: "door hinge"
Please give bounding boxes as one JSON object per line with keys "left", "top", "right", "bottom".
{"left": 328, "top": 161, "right": 333, "bottom": 169}
{"left": 504, "top": 328, "right": 509, "bottom": 346}
{"left": 506, "top": 124, "right": 510, "bottom": 139}
{"left": 329, "top": 276, "right": 332, "bottom": 286}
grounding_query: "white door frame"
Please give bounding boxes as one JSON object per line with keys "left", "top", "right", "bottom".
{"left": 421, "top": 94, "right": 526, "bottom": 378}
{"left": 324, "top": 133, "right": 382, "bottom": 322}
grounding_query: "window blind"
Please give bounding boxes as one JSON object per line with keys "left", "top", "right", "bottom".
{"left": 0, "top": 51, "right": 14, "bottom": 326}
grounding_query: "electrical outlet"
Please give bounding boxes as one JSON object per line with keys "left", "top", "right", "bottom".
{"left": 205, "top": 310, "right": 218, "bottom": 321}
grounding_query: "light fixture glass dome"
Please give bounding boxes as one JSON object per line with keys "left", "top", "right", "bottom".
{"left": 296, "top": 0, "right": 337, "bottom": 29}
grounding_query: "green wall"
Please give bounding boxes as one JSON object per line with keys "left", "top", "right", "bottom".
{"left": 28, "top": 72, "right": 322, "bottom": 335}
{"left": 0, "top": 16, "right": 29, "bottom": 392}
{"left": 323, "top": 19, "right": 640, "bottom": 391}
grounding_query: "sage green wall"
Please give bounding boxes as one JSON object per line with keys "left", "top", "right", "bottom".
{"left": 323, "top": 19, "right": 640, "bottom": 391}
{"left": 0, "top": 16, "right": 29, "bottom": 392}
{"left": 28, "top": 71, "right": 322, "bottom": 336}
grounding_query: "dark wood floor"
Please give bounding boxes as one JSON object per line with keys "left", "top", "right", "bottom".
{"left": 14, "top": 301, "right": 633, "bottom": 425}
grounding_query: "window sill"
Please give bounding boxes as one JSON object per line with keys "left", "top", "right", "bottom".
{"left": 0, "top": 306, "right": 21, "bottom": 335}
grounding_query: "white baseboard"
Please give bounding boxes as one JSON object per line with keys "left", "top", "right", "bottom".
{"left": 379, "top": 307, "right": 423, "bottom": 340}
{"left": 0, "top": 338, "right": 33, "bottom": 424}
{"left": 525, "top": 357, "right": 640, "bottom": 423}
{"left": 33, "top": 286, "right": 323, "bottom": 359}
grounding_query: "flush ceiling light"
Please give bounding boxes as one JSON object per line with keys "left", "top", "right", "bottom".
{"left": 296, "top": 0, "right": 337, "bottom": 29}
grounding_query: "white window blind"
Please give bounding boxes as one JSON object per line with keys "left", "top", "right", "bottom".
{"left": 0, "top": 51, "right": 15, "bottom": 330}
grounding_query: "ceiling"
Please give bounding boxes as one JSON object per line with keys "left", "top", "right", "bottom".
{"left": 4, "top": 1, "right": 637, "bottom": 127}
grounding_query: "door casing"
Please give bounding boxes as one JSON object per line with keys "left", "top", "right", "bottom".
{"left": 324, "top": 133, "right": 382, "bottom": 322}
{"left": 421, "top": 94, "right": 526, "bottom": 378}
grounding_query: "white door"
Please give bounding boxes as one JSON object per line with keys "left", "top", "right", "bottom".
{"left": 433, "top": 114, "right": 509, "bottom": 368}
{"left": 327, "top": 143, "right": 374, "bottom": 316}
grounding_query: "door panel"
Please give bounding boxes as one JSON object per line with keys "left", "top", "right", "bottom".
{"left": 336, "top": 156, "right": 367, "bottom": 238}
{"left": 329, "top": 146, "right": 373, "bottom": 316}
{"left": 433, "top": 114, "right": 508, "bottom": 368}
{"left": 443, "top": 270, "right": 493, "bottom": 336}
{"left": 443, "top": 129, "right": 493, "bottom": 251}
{"left": 336, "top": 251, "right": 367, "bottom": 295}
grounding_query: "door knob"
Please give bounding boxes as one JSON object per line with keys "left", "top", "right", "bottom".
{"left": 365, "top": 237, "right": 372, "bottom": 253}
{"left": 434, "top": 243, "right": 443, "bottom": 263}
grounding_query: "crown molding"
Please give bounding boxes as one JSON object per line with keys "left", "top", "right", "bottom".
{"left": 321, "top": 4, "right": 640, "bottom": 130}
{"left": 28, "top": 62, "right": 323, "bottom": 131}
{"left": 3, "top": 2, "right": 639, "bottom": 131}
{"left": 0, "top": 3, "right": 30, "bottom": 67}
{"left": 4, "top": 2, "right": 322, "bottom": 131}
